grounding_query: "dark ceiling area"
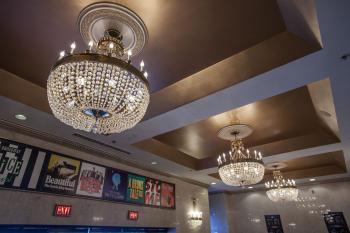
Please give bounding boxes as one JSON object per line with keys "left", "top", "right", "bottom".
{"left": 0, "top": 0, "right": 321, "bottom": 120}
{"left": 0, "top": 0, "right": 286, "bottom": 92}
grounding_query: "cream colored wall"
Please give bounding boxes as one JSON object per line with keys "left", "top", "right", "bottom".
{"left": 0, "top": 127, "right": 210, "bottom": 233}
{"left": 210, "top": 182, "right": 350, "bottom": 233}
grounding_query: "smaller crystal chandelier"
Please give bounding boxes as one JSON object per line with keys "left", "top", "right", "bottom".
{"left": 265, "top": 163, "right": 298, "bottom": 202}
{"left": 188, "top": 198, "right": 203, "bottom": 228}
{"left": 217, "top": 124, "right": 265, "bottom": 186}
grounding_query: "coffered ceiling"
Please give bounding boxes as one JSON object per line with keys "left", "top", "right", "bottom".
{"left": 0, "top": 0, "right": 320, "bottom": 117}
{"left": 0, "top": 0, "right": 287, "bottom": 90}
{"left": 134, "top": 79, "right": 340, "bottom": 170}
{"left": 0, "top": 0, "right": 350, "bottom": 193}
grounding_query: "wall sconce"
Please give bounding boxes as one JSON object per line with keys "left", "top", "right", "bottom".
{"left": 188, "top": 198, "right": 203, "bottom": 227}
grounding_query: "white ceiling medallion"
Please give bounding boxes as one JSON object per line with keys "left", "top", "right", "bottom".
{"left": 78, "top": 2, "right": 148, "bottom": 57}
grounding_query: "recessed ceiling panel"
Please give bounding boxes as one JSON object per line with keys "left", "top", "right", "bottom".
{"left": 133, "top": 79, "right": 340, "bottom": 172}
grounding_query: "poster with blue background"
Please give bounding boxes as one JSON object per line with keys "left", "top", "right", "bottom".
{"left": 103, "top": 168, "right": 127, "bottom": 201}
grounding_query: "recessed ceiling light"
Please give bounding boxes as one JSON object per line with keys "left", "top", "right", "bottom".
{"left": 15, "top": 114, "right": 27, "bottom": 120}
{"left": 248, "top": 186, "right": 253, "bottom": 189}
{"left": 211, "top": 182, "right": 216, "bottom": 185}
{"left": 151, "top": 161, "right": 158, "bottom": 165}
{"left": 309, "top": 178, "right": 316, "bottom": 182}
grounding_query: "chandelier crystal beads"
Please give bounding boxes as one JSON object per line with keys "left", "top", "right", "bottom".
{"left": 217, "top": 124, "right": 265, "bottom": 186}
{"left": 47, "top": 3, "right": 150, "bottom": 134}
{"left": 265, "top": 170, "right": 298, "bottom": 202}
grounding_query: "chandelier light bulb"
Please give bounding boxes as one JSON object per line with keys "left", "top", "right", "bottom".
{"left": 70, "top": 42, "right": 76, "bottom": 53}
{"left": 59, "top": 51, "right": 65, "bottom": 59}
{"left": 140, "top": 60, "right": 145, "bottom": 71}
{"left": 127, "top": 50, "right": 132, "bottom": 60}
{"left": 88, "top": 40, "right": 93, "bottom": 50}
{"left": 144, "top": 71, "right": 148, "bottom": 78}
{"left": 109, "top": 42, "right": 114, "bottom": 49}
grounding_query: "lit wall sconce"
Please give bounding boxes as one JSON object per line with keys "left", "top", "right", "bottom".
{"left": 188, "top": 198, "right": 203, "bottom": 227}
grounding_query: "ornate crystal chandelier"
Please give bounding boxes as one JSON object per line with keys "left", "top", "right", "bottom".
{"left": 217, "top": 124, "right": 265, "bottom": 186}
{"left": 47, "top": 3, "right": 150, "bottom": 134}
{"left": 265, "top": 164, "right": 298, "bottom": 202}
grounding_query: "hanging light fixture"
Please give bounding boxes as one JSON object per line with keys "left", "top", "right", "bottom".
{"left": 188, "top": 198, "right": 203, "bottom": 227}
{"left": 217, "top": 124, "right": 265, "bottom": 186}
{"left": 265, "top": 163, "right": 298, "bottom": 202}
{"left": 47, "top": 3, "right": 150, "bottom": 134}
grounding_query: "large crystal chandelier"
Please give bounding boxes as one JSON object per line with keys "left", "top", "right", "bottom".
{"left": 265, "top": 167, "right": 298, "bottom": 202}
{"left": 47, "top": 3, "right": 150, "bottom": 134}
{"left": 217, "top": 124, "right": 265, "bottom": 186}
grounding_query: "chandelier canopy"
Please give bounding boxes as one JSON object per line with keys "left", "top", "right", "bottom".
{"left": 47, "top": 3, "right": 150, "bottom": 134}
{"left": 217, "top": 124, "right": 265, "bottom": 186}
{"left": 265, "top": 164, "right": 298, "bottom": 202}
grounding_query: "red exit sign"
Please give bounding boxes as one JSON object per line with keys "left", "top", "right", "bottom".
{"left": 128, "top": 210, "right": 139, "bottom": 221}
{"left": 54, "top": 204, "right": 72, "bottom": 217}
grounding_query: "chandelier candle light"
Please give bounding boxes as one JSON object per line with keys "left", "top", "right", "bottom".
{"left": 265, "top": 163, "right": 298, "bottom": 202}
{"left": 47, "top": 3, "right": 150, "bottom": 134}
{"left": 217, "top": 124, "right": 265, "bottom": 186}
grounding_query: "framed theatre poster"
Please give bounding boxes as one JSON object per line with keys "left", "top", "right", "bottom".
{"left": 265, "top": 215, "right": 284, "bottom": 233}
{"left": 42, "top": 154, "right": 80, "bottom": 195}
{"left": 76, "top": 162, "right": 105, "bottom": 198}
{"left": 161, "top": 182, "right": 175, "bottom": 208}
{"left": 102, "top": 168, "right": 127, "bottom": 201}
{"left": 127, "top": 174, "right": 146, "bottom": 204}
{"left": 145, "top": 178, "right": 161, "bottom": 206}
{"left": 0, "top": 139, "right": 49, "bottom": 190}
{"left": 324, "top": 212, "right": 350, "bottom": 233}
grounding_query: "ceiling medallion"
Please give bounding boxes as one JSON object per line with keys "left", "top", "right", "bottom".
{"left": 217, "top": 124, "right": 265, "bottom": 186}
{"left": 47, "top": 3, "right": 150, "bottom": 134}
{"left": 265, "top": 163, "right": 298, "bottom": 202}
